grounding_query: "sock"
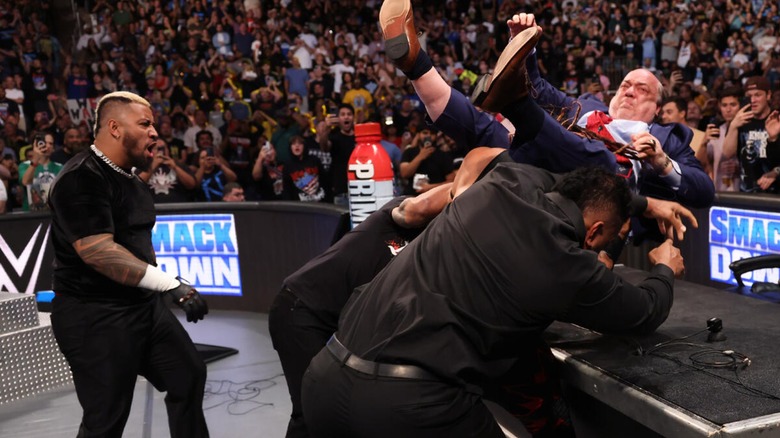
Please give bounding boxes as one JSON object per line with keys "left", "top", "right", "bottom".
{"left": 405, "top": 49, "right": 434, "bottom": 81}
{"left": 501, "top": 96, "right": 546, "bottom": 144}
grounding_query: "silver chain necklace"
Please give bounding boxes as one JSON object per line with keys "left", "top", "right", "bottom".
{"left": 90, "top": 144, "right": 135, "bottom": 179}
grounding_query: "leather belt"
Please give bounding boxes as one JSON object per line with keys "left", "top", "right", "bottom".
{"left": 326, "top": 335, "right": 439, "bottom": 381}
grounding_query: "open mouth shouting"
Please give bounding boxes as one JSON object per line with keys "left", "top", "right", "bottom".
{"left": 145, "top": 141, "right": 158, "bottom": 158}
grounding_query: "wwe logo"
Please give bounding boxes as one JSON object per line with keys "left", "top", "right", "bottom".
{"left": 0, "top": 224, "right": 51, "bottom": 294}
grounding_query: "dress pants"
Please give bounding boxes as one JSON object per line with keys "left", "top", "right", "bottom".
{"left": 301, "top": 347, "right": 506, "bottom": 438}
{"left": 51, "top": 293, "right": 209, "bottom": 438}
{"left": 268, "top": 288, "right": 335, "bottom": 438}
{"left": 432, "top": 87, "right": 511, "bottom": 152}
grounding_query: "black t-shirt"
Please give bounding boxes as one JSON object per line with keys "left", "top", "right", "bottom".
{"left": 400, "top": 146, "right": 455, "bottom": 195}
{"left": 329, "top": 130, "right": 355, "bottom": 197}
{"left": 283, "top": 154, "right": 326, "bottom": 202}
{"left": 164, "top": 137, "right": 187, "bottom": 161}
{"left": 0, "top": 97, "right": 19, "bottom": 119}
{"left": 223, "top": 133, "right": 254, "bottom": 187}
{"left": 143, "top": 164, "right": 195, "bottom": 203}
{"left": 392, "top": 110, "right": 413, "bottom": 134}
{"left": 737, "top": 117, "right": 780, "bottom": 193}
{"left": 337, "top": 163, "right": 674, "bottom": 389}
{"left": 254, "top": 161, "right": 285, "bottom": 200}
{"left": 48, "top": 150, "right": 157, "bottom": 302}
{"left": 50, "top": 148, "right": 74, "bottom": 165}
{"left": 307, "top": 138, "right": 333, "bottom": 202}
{"left": 284, "top": 197, "right": 422, "bottom": 327}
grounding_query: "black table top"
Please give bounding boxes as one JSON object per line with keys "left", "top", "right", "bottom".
{"left": 545, "top": 266, "right": 780, "bottom": 426}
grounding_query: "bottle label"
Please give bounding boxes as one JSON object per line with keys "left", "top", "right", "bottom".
{"left": 348, "top": 152, "right": 394, "bottom": 227}
{"left": 349, "top": 123, "right": 394, "bottom": 227}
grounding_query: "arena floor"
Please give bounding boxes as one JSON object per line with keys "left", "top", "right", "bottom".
{"left": 1, "top": 309, "right": 530, "bottom": 438}
{"left": 0, "top": 311, "right": 291, "bottom": 438}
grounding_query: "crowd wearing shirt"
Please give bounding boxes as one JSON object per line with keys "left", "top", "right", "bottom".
{"left": 0, "top": 0, "right": 780, "bottom": 213}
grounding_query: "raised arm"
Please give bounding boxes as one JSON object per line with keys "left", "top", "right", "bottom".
{"left": 508, "top": 13, "right": 577, "bottom": 111}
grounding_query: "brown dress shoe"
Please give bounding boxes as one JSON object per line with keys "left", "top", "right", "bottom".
{"left": 380, "top": 0, "right": 420, "bottom": 73}
{"left": 470, "top": 27, "right": 541, "bottom": 113}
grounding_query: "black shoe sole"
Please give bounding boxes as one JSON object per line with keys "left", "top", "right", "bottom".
{"left": 385, "top": 34, "right": 410, "bottom": 63}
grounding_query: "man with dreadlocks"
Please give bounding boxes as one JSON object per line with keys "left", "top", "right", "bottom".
{"left": 378, "top": 1, "right": 713, "bottom": 210}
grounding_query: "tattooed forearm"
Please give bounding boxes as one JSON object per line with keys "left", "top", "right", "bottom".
{"left": 73, "top": 234, "right": 149, "bottom": 286}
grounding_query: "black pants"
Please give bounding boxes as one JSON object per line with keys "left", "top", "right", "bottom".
{"left": 301, "top": 348, "right": 506, "bottom": 438}
{"left": 51, "top": 293, "right": 209, "bottom": 438}
{"left": 268, "top": 288, "right": 335, "bottom": 438}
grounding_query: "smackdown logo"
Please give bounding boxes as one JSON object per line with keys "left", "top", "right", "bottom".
{"left": 710, "top": 207, "right": 780, "bottom": 286}
{"left": 152, "top": 214, "right": 242, "bottom": 296}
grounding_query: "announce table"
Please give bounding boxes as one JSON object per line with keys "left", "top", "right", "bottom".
{"left": 545, "top": 266, "right": 780, "bottom": 437}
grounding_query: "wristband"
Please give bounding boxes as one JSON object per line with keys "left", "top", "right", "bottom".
{"left": 137, "top": 264, "right": 181, "bottom": 292}
{"left": 774, "top": 166, "right": 780, "bottom": 176}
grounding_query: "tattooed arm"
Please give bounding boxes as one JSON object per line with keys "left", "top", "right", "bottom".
{"left": 72, "top": 233, "right": 149, "bottom": 286}
{"left": 50, "top": 168, "right": 180, "bottom": 292}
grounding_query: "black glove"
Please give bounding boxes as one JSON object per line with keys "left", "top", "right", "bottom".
{"left": 167, "top": 283, "right": 209, "bottom": 323}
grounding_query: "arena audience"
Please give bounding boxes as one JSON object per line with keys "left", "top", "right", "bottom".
{"left": 1, "top": 0, "right": 779, "bottom": 212}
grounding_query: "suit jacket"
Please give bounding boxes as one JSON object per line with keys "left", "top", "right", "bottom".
{"left": 513, "top": 53, "right": 714, "bottom": 208}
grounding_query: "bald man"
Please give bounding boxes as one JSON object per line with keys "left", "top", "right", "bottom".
{"left": 378, "top": 1, "right": 713, "bottom": 210}
{"left": 48, "top": 91, "right": 209, "bottom": 437}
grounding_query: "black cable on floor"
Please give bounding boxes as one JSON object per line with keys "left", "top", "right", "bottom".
{"left": 203, "top": 374, "right": 285, "bottom": 415}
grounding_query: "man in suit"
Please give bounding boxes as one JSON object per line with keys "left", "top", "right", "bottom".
{"left": 379, "top": 1, "right": 713, "bottom": 209}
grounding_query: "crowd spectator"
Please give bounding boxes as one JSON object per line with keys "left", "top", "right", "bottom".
{"left": 184, "top": 109, "right": 221, "bottom": 151}
{"left": 0, "top": 152, "right": 19, "bottom": 212}
{"left": 270, "top": 107, "right": 308, "bottom": 164}
{"left": 0, "top": 0, "right": 778, "bottom": 212}
{"left": 659, "top": 97, "right": 708, "bottom": 169}
{"left": 50, "top": 127, "right": 83, "bottom": 164}
{"left": 18, "top": 131, "right": 61, "bottom": 211}
{"left": 137, "top": 139, "right": 197, "bottom": 203}
{"left": 318, "top": 103, "right": 355, "bottom": 205}
{"left": 222, "top": 181, "right": 246, "bottom": 201}
{"left": 707, "top": 88, "right": 742, "bottom": 191}
{"left": 194, "top": 144, "right": 237, "bottom": 202}
{"left": 399, "top": 129, "right": 456, "bottom": 196}
{"left": 0, "top": 85, "right": 20, "bottom": 123}
{"left": 251, "top": 140, "right": 284, "bottom": 200}
{"left": 723, "top": 76, "right": 780, "bottom": 193}
{"left": 283, "top": 135, "right": 326, "bottom": 202}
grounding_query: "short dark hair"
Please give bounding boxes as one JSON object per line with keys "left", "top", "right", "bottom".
{"left": 196, "top": 129, "right": 213, "bottom": 142}
{"left": 222, "top": 182, "right": 242, "bottom": 194}
{"left": 718, "top": 87, "right": 743, "bottom": 101}
{"left": 337, "top": 103, "right": 354, "bottom": 115}
{"left": 554, "top": 167, "right": 631, "bottom": 225}
{"left": 32, "top": 131, "right": 51, "bottom": 143}
{"left": 171, "top": 112, "right": 190, "bottom": 125}
{"left": 661, "top": 97, "right": 687, "bottom": 113}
